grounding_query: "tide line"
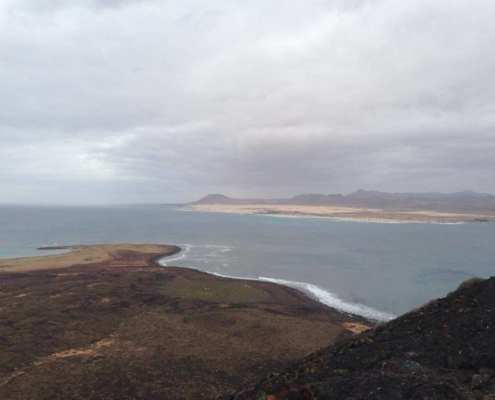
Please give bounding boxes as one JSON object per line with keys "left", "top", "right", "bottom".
{"left": 259, "top": 276, "right": 396, "bottom": 322}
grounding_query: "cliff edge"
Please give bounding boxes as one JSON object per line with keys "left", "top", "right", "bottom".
{"left": 223, "top": 277, "right": 495, "bottom": 399}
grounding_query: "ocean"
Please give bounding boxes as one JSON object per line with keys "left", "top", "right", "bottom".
{"left": 1, "top": 204, "right": 494, "bottom": 320}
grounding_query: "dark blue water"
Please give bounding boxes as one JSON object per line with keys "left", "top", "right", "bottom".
{"left": 1, "top": 204, "right": 494, "bottom": 320}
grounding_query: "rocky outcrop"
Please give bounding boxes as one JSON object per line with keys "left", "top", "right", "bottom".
{"left": 222, "top": 277, "right": 495, "bottom": 399}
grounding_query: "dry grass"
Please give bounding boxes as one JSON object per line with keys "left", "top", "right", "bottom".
{"left": 0, "top": 244, "right": 367, "bottom": 399}
{"left": 0, "top": 244, "right": 177, "bottom": 272}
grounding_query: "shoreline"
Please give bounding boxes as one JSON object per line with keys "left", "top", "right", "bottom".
{"left": 0, "top": 243, "right": 386, "bottom": 322}
{"left": 0, "top": 243, "right": 182, "bottom": 272}
{"left": 154, "top": 244, "right": 395, "bottom": 321}
{"left": 0, "top": 244, "right": 397, "bottom": 323}
{"left": 0, "top": 243, "right": 373, "bottom": 321}
{"left": 0, "top": 243, "right": 371, "bottom": 397}
{"left": 182, "top": 204, "right": 495, "bottom": 224}
{"left": 154, "top": 259, "right": 395, "bottom": 322}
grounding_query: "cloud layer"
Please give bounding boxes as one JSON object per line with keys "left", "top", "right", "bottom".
{"left": 1, "top": 0, "right": 494, "bottom": 203}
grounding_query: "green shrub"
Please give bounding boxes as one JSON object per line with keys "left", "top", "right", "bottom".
{"left": 457, "top": 277, "right": 485, "bottom": 291}
{"left": 333, "top": 368, "right": 349, "bottom": 375}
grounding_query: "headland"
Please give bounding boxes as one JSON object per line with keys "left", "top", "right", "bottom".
{"left": 0, "top": 244, "right": 368, "bottom": 399}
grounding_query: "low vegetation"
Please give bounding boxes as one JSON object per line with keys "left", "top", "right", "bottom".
{"left": 457, "top": 276, "right": 486, "bottom": 291}
{"left": 0, "top": 246, "right": 365, "bottom": 399}
{"left": 223, "top": 276, "right": 495, "bottom": 399}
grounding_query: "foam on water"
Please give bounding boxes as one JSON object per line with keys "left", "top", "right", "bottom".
{"left": 259, "top": 277, "right": 396, "bottom": 322}
{"left": 157, "top": 246, "right": 395, "bottom": 322}
{"left": 158, "top": 244, "right": 234, "bottom": 268}
{"left": 210, "top": 271, "right": 259, "bottom": 281}
{"left": 159, "top": 244, "right": 192, "bottom": 266}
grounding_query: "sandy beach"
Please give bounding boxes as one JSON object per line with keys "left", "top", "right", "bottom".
{"left": 184, "top": 203, "right": 495, "bottom": 223}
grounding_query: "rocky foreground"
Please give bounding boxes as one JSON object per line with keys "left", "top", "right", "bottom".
{"left": 2, "top": 245, "right": 493, "bottom": 399}
{"left": 222, "top": 277, "right": 495, "bottom": 399}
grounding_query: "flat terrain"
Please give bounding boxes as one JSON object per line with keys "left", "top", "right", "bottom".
{"left": 185, "top": 204, "right": 495, "bottom": 223}
{"left": 0, "top": 244, "right": 180, "bottom": 272}
{"left": 0, "top": 244, "right": 367, "bottom": 399}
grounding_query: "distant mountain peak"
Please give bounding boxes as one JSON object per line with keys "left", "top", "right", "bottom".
{"left": 189, "top": 194, "right": 232, "bottom": 205}
{"left": 187, "top": 190, "right": 495, "bottom": 209}
{"left": 203, "top": 193, "right": 229, "bottom": 199}
{"left": 346, "top": 189, "right": 396, "bottom": 199}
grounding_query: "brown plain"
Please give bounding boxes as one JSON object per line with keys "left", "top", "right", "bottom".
{"left": 0, "top": 244, "right": 367, "bottom": 399}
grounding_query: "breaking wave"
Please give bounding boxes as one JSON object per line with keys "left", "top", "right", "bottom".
{"left": 158, "top": 244, "right": 395, "bottom": 321}
{"left": 259, "top": 277, "right": 396, "bottom": 322}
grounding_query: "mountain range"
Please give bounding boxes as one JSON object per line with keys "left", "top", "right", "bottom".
{"left": 189, "top": 190, "right": 495, "bottom": 211}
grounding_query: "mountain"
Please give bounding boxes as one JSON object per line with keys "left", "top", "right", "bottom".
{"left": 346, "top": 189, "right": 398, "bottom": 200}
{"left": 222, "top": 277, "right": 495, "bottom": 399}
{"left": 191, "top": 194, "right": 235, "bottom": 204}
{"left": 189, "top": 190, "right": 495, "bottom": 211}
{"left": 289, "top": 193, "right": 344, "bottom": 205}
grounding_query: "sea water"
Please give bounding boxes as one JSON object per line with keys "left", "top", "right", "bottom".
{"left": 1, "top": 204, "right": 494, "bottom": 320}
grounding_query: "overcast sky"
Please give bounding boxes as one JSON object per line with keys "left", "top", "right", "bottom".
{"left": 1, "top": 0, "right": 494, "bottom": 204}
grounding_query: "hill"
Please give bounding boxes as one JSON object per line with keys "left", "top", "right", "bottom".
{"left": 186, "top": 190, "right": 495, "bottom": 223}
{"left": 222, "top": 277, "right": 495, "bottom": 399}
{"left": 189, "top": 190, "right": 495, "bottom": 212}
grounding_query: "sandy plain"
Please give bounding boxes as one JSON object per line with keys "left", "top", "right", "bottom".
{"left": 0, "top": 243, "right": 180, "bottom": 272}
{"left": 184, "top": 203, "right": 495, "bottom": 223}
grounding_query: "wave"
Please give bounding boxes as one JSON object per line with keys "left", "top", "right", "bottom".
{"left": 211, "top": 271, "right": 258, "bottom": 281}
{"left": 259, "top": 277, "right": 396, "bottom": 322}
{"left": 158, "top": 243, "right": 233, "bottom": 266}
{"left": 157, "top": 245, "right": 395, "bottom": 321}
{"left": 158, "top": 244, "right": 192, "bottom": 266}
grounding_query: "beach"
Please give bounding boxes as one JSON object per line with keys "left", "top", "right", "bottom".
{"left": 184, "top": 203, "right": 495, "bottom": 223}
{"left": 0, "top": 244, "right": 368, "bottom": 399}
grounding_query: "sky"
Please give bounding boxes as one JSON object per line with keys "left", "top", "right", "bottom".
{"left": 1, "top": 0, "right": 494, "bottom": 204}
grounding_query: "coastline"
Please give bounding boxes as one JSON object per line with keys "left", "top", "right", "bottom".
{"left": 0, "top": 243, "right": 370, "bottom": 398}
{"left": 157, "top": 260, "right": 395, "bottom": 322}
{"left": 0, "top": 243, "right": 378, "bottom": 326}
{"left": 183, "top": 203, "right": 495, "bottom": 224}
{"left": 0, "top": 243, "right": 384, "bottom": 322}
{"left": 0, "top": 243, "right": 181, "bottom": 273}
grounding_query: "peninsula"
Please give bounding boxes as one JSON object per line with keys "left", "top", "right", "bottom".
{"left": 2, "top": 245, "right": 494, "bottom": 398}
{"left": 0, "top": 244, "right": 367, "bottom": 399}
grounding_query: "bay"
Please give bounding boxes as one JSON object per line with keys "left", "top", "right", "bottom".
{"left": 1, "top": 204, "right": 494, "bottom": 320}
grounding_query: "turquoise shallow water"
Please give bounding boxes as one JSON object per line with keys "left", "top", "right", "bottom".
{"left": 1, "top": 204, "right": 494, "bottom": 320}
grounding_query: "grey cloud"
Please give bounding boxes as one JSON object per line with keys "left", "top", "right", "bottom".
{"left": 1, "top": 0, "right": 494, "bottom": 203}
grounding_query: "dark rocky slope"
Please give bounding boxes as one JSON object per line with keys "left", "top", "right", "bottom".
{"left": 222, "top": 277, "right": 495, "bottom": 399}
